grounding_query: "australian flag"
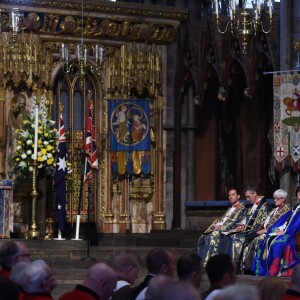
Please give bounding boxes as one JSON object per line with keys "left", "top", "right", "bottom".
{"left": 84, "top": 99, "right": 98, "bottom": 185}
{"left": 55, "top": 113, "right": 67, "bottom": 232}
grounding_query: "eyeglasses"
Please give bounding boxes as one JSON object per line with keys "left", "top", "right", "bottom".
{"left": 16, "top": 253, "right": 31, "bottom": 259}
{"left": 44, "top": 272, "right": 56, "bottom": 281}
{"left": 274, "top": 197, "right": 285, "bottom": 200}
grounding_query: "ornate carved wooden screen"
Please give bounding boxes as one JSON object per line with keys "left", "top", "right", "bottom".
{"left": 53, "top": 69, "right": 97, "bottom": 224}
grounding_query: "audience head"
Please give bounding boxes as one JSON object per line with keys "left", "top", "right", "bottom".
{"left": 244, "top": 185, "right": 259, "bottom": 205}
{"left": 10, "top": 261, "right": 31, "bottom": 286}
{"left": 112, "top": 252, "right": 139, "bottom": 285}
{"left": 228, "top": 188, "right": 240, "bottom": 205}
{"left": 0, "top": 241, "right": 31, "bottom": 271}
{"left": 20, "top": 259, "right": 57, "bottom": 294}
{"left": 146, "top": 248, "right": 175, "bottom": 278}
{"left": 160, "top": 281, "right": 201, "bottom": 300}
{"left": 214, "top": 283, "right": 260, "bottom": 300}
{"left": 258, "top": 276, "right": 286, "bottom": 300}
{"left": 145, "top": 275, "right": 174, "bottom": 300}
{"left": 206, "top": 254, "right": 236, "bottom": 287}
{"left": 177, "top": 252, "right": 203, "bottom": 289}
{"left": 84, "top": 262, "right": 117, "bottom": 300}
{"left": 0, "top": 277, "right": 20, "bottom": 300}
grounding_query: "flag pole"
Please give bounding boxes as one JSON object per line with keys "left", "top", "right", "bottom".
{"left": 54, "top": 228, "right": 65, "bottom": 240}
{"left": 81, "top": 185, "right": 95, "bottom": 261}
{"left": 54, "top": 104, "right": 67, "bottom": 241}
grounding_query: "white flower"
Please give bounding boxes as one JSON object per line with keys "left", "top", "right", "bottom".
{"left": 43, "top": 141, "right": 49, "bottom": 146}
{"left": 21, "top": 130, "right": 30, "bottom": 138}
{"left": 16, "top": 145, "right": 22, "bottom": 150}
{"left": 19, "top": 161, "right": 26, "bottom": 168}
{"left": 29, "top": 166, "right": 33, "bottom": 172}
{"left": 26, "top": 140, "right": 33, "bottom": 145}
{"left": 21, "top": 153, "right": 27, "bottom": 159}
{"left": 47, "top": 153, "right": 53, "bottom": 158}
{"left": 42, "top": 155, "right": 47, "bottom": 161}
{"left": 27, "top": 150, "right": 32, "bottom": 155}
{"left": 37, "top": 164, "right": 43, "bottom": 169}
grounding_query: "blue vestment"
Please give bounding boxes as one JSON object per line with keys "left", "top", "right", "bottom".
{"left": 253, "top": 206, "right": 300, "bottom": 276}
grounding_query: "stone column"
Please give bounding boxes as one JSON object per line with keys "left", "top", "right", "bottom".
{"left": 184, "top": 84, "right": 196, "bottom": 228}
{"left": 279, "top": 1, "right": 292, "bottom": 196}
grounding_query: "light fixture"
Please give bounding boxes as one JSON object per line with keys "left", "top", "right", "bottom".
{"left": 294, "top": 41, "right": 300, "bottom": 71}
{"left": 0, "top": 8, "right": 23, "bottom": 48}
{"left": 61, "top": 0, "right": 105, "bottom": 82}
{"left": 212, "top": 0, "right": 274, "bottom": 54}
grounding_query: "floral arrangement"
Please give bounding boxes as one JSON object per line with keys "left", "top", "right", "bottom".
{"left": 13, "top": 95, "right": 58, "bottom": 178}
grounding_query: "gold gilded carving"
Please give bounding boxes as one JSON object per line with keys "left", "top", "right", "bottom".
{"left": 131, "top": 219, "right": 147, "bottom": 224}
{"left": 1, "top": 1, "right": 188, "bottom": 22}
{"left": 23, "top": 12, "right": 41, "bottom": 31}
{"left": 0, "top": 6, "right": 183, "bottom": 44}
{"left": 59, "top": 16, "right": 77, "bottom": 34}
{"left": 0, "top": 32, "right": 52, "bottom": 89}
{"left": 108, "top": 43, "right": 162, "bottom": 99}
{"left": 130, "top": 186, "right": 154, "bottom": 202}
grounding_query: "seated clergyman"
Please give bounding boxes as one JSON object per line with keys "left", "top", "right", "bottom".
{"left": 239, "top": 188, "right": 290, "bottom": 274}
{"left": 197, "top": 188, "right": 245, "bottom": 266}
{"left": 218, "top": 185, "right": 272, "bottom": 270}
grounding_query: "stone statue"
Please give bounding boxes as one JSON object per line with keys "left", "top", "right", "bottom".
{"left": 5, "top": 94, "right": 30, "bottom": 176}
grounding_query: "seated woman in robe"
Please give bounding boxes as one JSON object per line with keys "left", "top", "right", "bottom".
{"left": 197, "top": 188, "right": 245, "bottom": 266}
{"left": 253, "top": 186, "right": 300, "bottom": 276}
{"left": 240, "top": 189, "right": 290, "bottom": 274}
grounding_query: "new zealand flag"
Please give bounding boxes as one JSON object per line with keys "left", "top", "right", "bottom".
{"left": 55, "top": 114, "right": 67, "bottom": 232}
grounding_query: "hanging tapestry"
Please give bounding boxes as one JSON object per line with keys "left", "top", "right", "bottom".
{"left": 108, "top": 99, "right": 151, "bottom": 175}
{"left": 273, "top": 73, "right": 300, "bottom": 170}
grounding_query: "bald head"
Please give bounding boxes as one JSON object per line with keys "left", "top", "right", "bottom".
{"left": 85, "top": 263, "right": 117, "bottom": 300}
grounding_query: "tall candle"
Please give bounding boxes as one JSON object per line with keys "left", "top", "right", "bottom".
{"left": 269, "top": 0, "right": 272, "bottom": 18}
{"left": 33, "top": 105, "right": 39, "bottom": 160}
{"left": 215, "top": 0, "right": 219, "bottom": 15}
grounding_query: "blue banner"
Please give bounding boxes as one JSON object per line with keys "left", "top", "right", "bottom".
{"left": 108, "top": 100, "right": 150, "bottom": 151}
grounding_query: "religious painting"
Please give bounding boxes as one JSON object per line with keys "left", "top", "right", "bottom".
{"left": 108, "top": 99, "right": 151, "bottom": 176}
{"left": 109, "top": 100, "right": 150, "bottom": 152}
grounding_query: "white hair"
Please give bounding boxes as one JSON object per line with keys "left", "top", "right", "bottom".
{"left": 21, "top": 260, "right": 50, "bottom": 293}
{"left": 273, "top": 189, "right": 287, "bottom": 199}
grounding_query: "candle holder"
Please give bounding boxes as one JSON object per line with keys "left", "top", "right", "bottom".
{"left": 24, "top": 160, "right": 39, "bottom": 239}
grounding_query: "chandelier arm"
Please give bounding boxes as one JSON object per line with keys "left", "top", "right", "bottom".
{"left": 216, "top": 19, "right": 233, "bottom": 35}
{"left": 261, "top": 22, "right": 272, "bottom": 34}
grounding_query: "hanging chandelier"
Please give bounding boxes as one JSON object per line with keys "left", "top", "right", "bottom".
{"left": 211, "top": 0, "right": 274, "bottom": 54}
{"left": 0, "top": 8, "right": 23, "bottom": 48}
{"left": 60, "top": 0, "right": 105, "bottom": 81}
